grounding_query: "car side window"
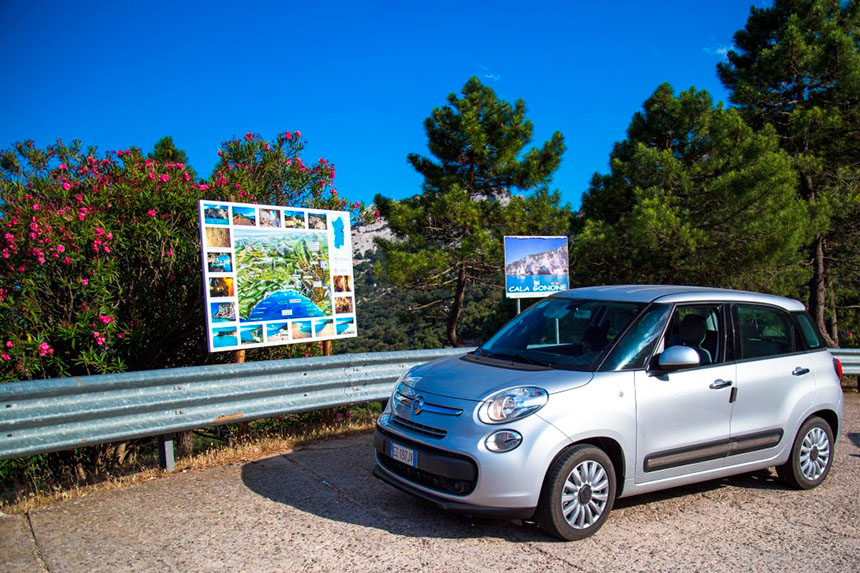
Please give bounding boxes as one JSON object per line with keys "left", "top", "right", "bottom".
{"left": 661, "top": 305, "right": 723, "bottom": 366}
{"left": 735, "top": 304, "right": 795, "bottom": 359}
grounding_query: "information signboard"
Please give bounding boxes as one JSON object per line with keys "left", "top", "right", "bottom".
{"left": 199, "top": 200, "right": 356, "bottom": 352}
{"left": 503, "top": 236, "right": 569, "bottom": 299}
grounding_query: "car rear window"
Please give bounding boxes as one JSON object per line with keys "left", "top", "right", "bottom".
{"left": 793, "top": 311, "right": 824, "bottom": 350}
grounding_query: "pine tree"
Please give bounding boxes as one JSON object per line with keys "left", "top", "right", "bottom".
{"left": 376, "top": 78, "right": 569, "bottom": 346}
{"left": 718, "top": 0, "right": 860, "bottom": 345}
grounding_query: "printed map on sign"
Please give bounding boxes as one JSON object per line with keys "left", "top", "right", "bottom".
{"left": 234, "top": 228, "right": 332, "bottom": 321}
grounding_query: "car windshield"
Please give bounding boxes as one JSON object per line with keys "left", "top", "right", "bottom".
{"left": 476, "top": 298, "right": 644, "bottom": 371}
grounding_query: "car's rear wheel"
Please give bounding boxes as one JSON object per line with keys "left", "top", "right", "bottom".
{"left": 535, "top": 444, "right": 616, "bottom": 541}
{"left": 776, "top": 416, "right": 834, "bottom": 489}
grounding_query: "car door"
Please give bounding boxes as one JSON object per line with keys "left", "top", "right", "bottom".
{"left": 727, "top": 303, "right": 815, "bottom": 466}
{"left": 635, "top": 304, "right": 736, "bottom": 483}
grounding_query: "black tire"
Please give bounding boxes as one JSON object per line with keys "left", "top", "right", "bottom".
{"left": 534, "top": 444, "right": 616, "bottom": 541}
{"left": 776, "top": 416, "right": 834, "bottom": 490}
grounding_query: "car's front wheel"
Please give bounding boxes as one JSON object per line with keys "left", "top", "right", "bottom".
{"left": 535, "top": 444, "right": 616, "bottom": 541}
{"left": 776, "top": 416, "right": 834, "bottom": 489}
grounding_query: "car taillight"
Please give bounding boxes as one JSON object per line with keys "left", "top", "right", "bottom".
{"left": 833, "top": 358, "right": 843, "bottom": 380}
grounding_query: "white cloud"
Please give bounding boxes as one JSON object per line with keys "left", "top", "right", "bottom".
{"left": 480, "top": 65, "right": 502, "bottom": 82}
{"left": 703, "top": 44, "right": 736, "bottom": 58}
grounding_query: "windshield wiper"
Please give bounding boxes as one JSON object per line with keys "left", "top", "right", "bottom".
{"left": 479, "top": 350, "right": 552, "bottom": 368}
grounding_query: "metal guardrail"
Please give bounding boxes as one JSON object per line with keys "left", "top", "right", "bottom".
{"left": 0, "top": 346, "right": 854, "bottom": 471}
{"left": 833, "top": 349, "right": 860, "bottom": 375}
{"left": 0, "top": 348, "right": 472, "bottom": 470}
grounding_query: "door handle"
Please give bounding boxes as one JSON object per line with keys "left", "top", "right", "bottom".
{"left": 792, "top": 367, "right": 810, "bottom": 376}
{"left": 709, "top": 379, "right": 732, "bottom": 389}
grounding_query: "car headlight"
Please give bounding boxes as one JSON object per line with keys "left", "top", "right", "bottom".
{"left": 478, "top": 386, "right": 548, "bottom": 424}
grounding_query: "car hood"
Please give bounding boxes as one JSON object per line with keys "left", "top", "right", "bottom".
{"left": 400, "top": 354, "right": 594, "bottom": 401}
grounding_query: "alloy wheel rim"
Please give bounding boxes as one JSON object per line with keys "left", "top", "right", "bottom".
{"left": 560, "top": 459, "right": 610, "bottom": 529}
{"left": 799, "top": 427, "right": 830, "bottom": 481}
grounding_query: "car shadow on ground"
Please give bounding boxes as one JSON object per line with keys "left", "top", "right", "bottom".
{"left": 240, "top": 436, "right": 797, "bottom": 542}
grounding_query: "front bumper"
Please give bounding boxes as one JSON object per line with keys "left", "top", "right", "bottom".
{"left": 372, "top": 464, "right": 535, "bottom": 520}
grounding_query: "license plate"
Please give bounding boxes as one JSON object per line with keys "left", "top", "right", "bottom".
{"left": 390, "top": 442, "right": 417, "bottom": 467}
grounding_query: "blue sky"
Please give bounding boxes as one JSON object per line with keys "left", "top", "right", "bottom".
{"left": 0, "top": 1, "right": 767, "bottom": 209}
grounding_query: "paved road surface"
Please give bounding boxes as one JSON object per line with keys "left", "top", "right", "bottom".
{"left": 3, "top": 394, "right": 859, "bottom": 572}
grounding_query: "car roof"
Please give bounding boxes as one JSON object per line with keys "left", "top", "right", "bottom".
{"left": 554, "top": 284, "right": 806, "bottom": 311}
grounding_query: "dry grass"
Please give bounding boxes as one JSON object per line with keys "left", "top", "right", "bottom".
{"left": 1, "top": 417, "right": 376, "bottom": 515}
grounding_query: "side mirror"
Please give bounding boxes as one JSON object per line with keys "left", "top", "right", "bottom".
{"left": 656, "top": 345, "right": 701, "bottom": 371}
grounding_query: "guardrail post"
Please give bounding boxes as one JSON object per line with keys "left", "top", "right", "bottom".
{"left": 158, "top": 434, "right": 175, "bottom": 471}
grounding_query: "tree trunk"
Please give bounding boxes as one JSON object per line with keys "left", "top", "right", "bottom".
{"left": 176, "top": 431, "right": 194, "bottom": 458}
{"left": 829, "top": 286, "right": 840, "bottom": 347}
{"left": 808, "top": 235, "right": 837, "bottom": 347}
{"left": 446, "top": 264, "right": 468, "bottom": 347}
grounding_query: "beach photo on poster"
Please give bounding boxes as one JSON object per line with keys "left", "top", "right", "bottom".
{"left": 207, "top": 252, "right": 233, "bottom": 273}
{"left": 315, "top": 319, "right": 334, "bottom": 337}
{"left": 212, "top": 327, "right": 238, "bottom": 348}
{"left": 259, "top": 208, "right": 281, "bottom": 228}
{"left": 308, "top": 213, "right": 327, "bottom": 230}
{"left": 240, "top": 325, "right": 263, "bottom": 345}
{"left": 283, "top": 210, "right": 306, "bottom": 228}
{"left": 266, "top": 322, "right": 290, "bottom": 342}
{"left": 203, "top": 203, "right": 229, "bottom": 225}
{"left": 336, "top": 317, "right": 356, "bottom": 336}
{"left": 205, "top": 227, "right": 231, "bottom": 248}
{"left": 333, "top": 275, "right": 352, "bottom": 293}
{"left": 335, "top": 296, "right": 353, "bottom": 314}
{"left": 210, "top": 301, "right": 236, "bottom": 323}
{"left": 232, "top": 205, "right": 256, "bottom": 226}
{"left": 234, "top": 228, "right": 332, "bottom": 321}
{"left": 292, "top": 320, "right": 313, "bottom": 339}
{"left": 209, "top": 277, "right": 234, "bottom": 298}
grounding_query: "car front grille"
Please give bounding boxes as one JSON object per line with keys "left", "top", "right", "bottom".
{"left": 379, "top": 455, "right": 475, "bottom": 495}
{"left": 390, "top": 414, "right": 447, "bottom": 439}
{"left": 375, "top": 426, "right": 477, "bottom": 496}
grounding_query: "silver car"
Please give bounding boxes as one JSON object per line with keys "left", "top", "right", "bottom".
{"left": 372, "top": 285, "right": 845, "bottom": 540}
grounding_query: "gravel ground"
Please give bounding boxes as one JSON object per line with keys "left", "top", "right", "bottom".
{"left": 3, "top": 393, "right": 859, "bottom": 572}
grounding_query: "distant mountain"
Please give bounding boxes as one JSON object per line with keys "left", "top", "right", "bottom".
{"left": 352, "top": 213, "right": 394, "bottom": 260}
{"left": 506, "top": 245, "right": 568, "bottom": 276}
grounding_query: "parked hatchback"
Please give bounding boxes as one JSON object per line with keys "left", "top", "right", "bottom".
{"left": 372, "top": 285, "right": 844, "bottom": 540}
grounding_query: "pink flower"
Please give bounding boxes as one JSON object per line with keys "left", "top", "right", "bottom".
{"left": 98, "top": 314, "right": 113, "bottom": 324}
{"left": 33, "top": 204, "right": 40, "bottom": 211}
{"left": 76, "top": 194, "right": 83, "bottom": 203}
{"left": 1, "top": 353, "right": 8, "bottom": 361}
{"left": 147, "top": 209, "right": 156, "bottom": 217}
{"left": 5, "top": 341, "right": 13, "bottom": 348}
{"left": 106, "top": 232, "right": 113, "bottom": 240}
{"left": 294, "top": 131, "right": 301, "bottom": 138}
{"left": 103, "top": 245, "right": 111, "bottom": 253}
{"left": 147, "top": 172, "right": 156, "bottom": 180}
{"left": 59, "top": 163, "right": 67, "bottom": 170}
{"left": 183, "top": 172, "right": 191, "bottom": 181}
{"left": 167, "top": 248, "right": 174, "bottom": 256}
{"left": 145, "top": 159, "right": 153, "bottom": 168}
{"left": 285, "top": 132, "right": 292, "bottom": 140}
{"left": 96, "top": 227, "right": 104, "bottom": 235}
{"left": 57, "top": 244, "right": 65, "bottom": 253}
{"left": 81, "top": 278, "right": 89, "bottom": 286}
{"left": 63, "top": 256, "right": 71, "bottom": 265}
{"left": 160, "top": 174, "right": 169, "bottom": 183}
{"left": 39, "top": 342, "right": 51, "bottom": 356}
{"left": 198, "top": 183, "right": 210, "bottom": 191}
{"left": 62, "top": 182, "right": 71, "bottom": 191}
{"left": 93, "top": 331, "right": 106, "bottom": 346}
